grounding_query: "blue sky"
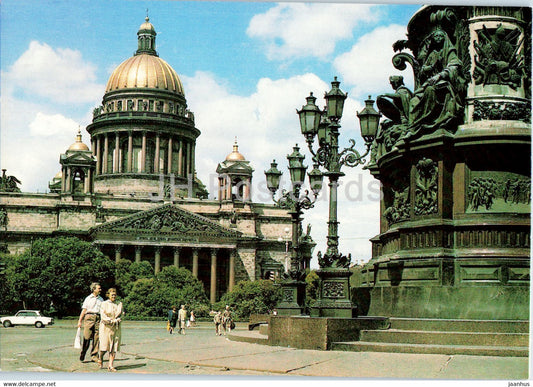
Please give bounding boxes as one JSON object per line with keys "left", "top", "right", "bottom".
{"left": 2, "top": 0, "right": 505, "bottom": 266}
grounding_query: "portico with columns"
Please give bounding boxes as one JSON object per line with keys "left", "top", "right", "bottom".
{"left": 90, "top": 203, "right": 251, "bottom": 303}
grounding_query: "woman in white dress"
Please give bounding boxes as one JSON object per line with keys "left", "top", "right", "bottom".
{"left": 99, "top": 288, "right": 123, "bottom": 372}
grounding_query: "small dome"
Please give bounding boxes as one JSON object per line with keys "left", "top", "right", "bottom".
{"left": 225, "top": 139, "right": 246, "bottom": 161}
{"left": 54, "top": 171, "right": 63, "bottom": 179}
{"left": 105, "top": 54, "right": 184, "bottom": 94}
{"left": 68, "top": 129, "right": 90, "bottom": 151}
{"left": 139, "top": 17, "right": 155, "bottom": 32}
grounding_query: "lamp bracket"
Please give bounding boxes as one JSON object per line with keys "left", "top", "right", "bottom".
{"left": 338, "top": 139, "right": 371, "bottom": 168}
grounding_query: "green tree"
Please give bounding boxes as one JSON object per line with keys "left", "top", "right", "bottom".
{"left": 217, "top": 280, "right": 283, "bottom": 319}
{"left": 5, "top": 237, "right": 115, "bottom": 316}
{"left": 305, "top": 270, "right": 320, "bottom": 307}
{"left": 115, "top": 259, "right": 154, "bottom": 298}
{"left": 0, "top": 253, "right": 26, "bottom": 313}
{"left": 124, "top": 266, "right": 209, "bottom": 317}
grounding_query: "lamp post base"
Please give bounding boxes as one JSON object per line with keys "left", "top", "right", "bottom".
{"left": 276, "top": 279, "right": 306, "bottom": 316}
{"left": 310, "top": 267, "right": 358, "bottom": 318}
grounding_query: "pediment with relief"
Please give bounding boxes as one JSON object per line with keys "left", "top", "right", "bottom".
{"left": 61, "top": 152, "right": 96, "bottom": 164}
{"left": 90, "top": 203, "right": 242, "bottom": 240}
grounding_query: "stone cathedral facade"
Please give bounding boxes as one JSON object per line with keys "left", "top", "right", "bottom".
{"left": 0, "top": 18, "right": 312, "bottom": 303}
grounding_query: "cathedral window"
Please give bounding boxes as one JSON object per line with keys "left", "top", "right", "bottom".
{"left": 72, "top": 169, "right": 85, "bottom": 193}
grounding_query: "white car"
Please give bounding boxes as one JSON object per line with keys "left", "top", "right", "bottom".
{"left": 1, "top": 310, "right": 54, "bottom": 328}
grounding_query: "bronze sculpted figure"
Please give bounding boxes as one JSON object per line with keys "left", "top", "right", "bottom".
{"left": 0, "top": 207, "right": 8, "bottom": 230}
{"left": 0, "top": 169, "right": 21, "bottom": 193}
{"left": 375, "top": 75, "right": 413, "bottom": 155}
{"left": 403, "top": 27, "right": 465, "bottom": 140}
{"left": 383, "top": 9, "right": 469, "bottom": 147}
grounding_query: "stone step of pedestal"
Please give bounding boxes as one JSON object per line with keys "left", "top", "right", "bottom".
{"left": 389, "top": 318, "right": 530, "bottom": 333}
{"left": 360, "top": 329, "right": 529, "bottom": 347}
{"left": 259, "top": 323, "right": 269, "bottom": 336}
{"left": 227, "top": 330, "right": 268, "bottom": 345}
{"left": 331, "top": 341, "right": 529, "bottom": 357}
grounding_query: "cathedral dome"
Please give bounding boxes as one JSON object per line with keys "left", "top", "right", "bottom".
{"left": 105, "top": 54, "right": 184, "bottom": 95}
{"left": 104, "top": 16, "right": 184, "bottom": 95}
{"left": 68, "top": 129, "right": 90, "bottom": 151}
{"left": 138, "top": 17, "right": 155, "bottom": 33}
{"left": 225, "top": 140, "right": 246, "bottom": 161}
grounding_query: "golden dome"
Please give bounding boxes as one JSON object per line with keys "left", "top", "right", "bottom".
{"left": 68, "top": 129, "right": 90, "bottom": 151}
{"left": 105, "top": 54, "right": 184, "bottom": 95}
{"left": 54, "top": 171, "right": 63, "bottom": 179}
{"left": 225, "top": 139, "right": 246, "bottom": 161}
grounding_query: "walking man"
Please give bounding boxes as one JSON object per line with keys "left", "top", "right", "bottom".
{"left": 178, "top": 305, "right": 187, "bottom": 335}
{"left": 77, "top": 282, "right": 103, "bottom": 363}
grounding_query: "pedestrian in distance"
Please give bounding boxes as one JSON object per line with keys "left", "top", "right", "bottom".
{"left": 167, "top": 306, "right": 178, "bottom": 334}
{"left": 190, "top": 310, "right": 196, "bottom": 327}
{"left": 178, "top": 305, "right": 187, "bottom": 335}
{"left": 222, "top": 305, "right": 233, "bottom": 335}
{"left": 214, "top": 311, "right": 222, "bottom": 336}
{"left": 99, "top": 288, "right": 124, "bottom": 372}
{"left": 77, "top": 282, "right": 103, "bottom": 365}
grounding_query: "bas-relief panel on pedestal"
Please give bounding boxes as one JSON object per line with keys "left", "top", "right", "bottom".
{"left": 467, "top": 171, "right": 531, "bottom": 213}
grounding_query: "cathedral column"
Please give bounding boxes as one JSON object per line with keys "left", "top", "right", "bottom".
{"left": 154, "top": 134, "right": 160, "bottom": 174}
{"left": 103, "top": 134, "right": 109, "bottom": 174}
{"left": 178, "top": 140, "right": 183, "bottom": 177}
{"left": 167, "top": 136, "right": 173, "bottom": 175}
{"left": 210, "top": 248, "right": 218, "bottom": 304}
{"left": 229, "top": 249, "right": 236, "bottom": 292}
{"left": 218, "top": 177, "right": 224, "bottom": 201}
{"left": 192, "top": 248, "right": 199, "bottom": 278}
{"left": 61, "top": 167, "right": 66, "bottom": 192}
{"left": 186, "top": 141, "right": 191, "bottom": 176}
{"left": 114, "top": 132, "right": 120, "bottom": 173}
{"left": 244, "top": 178, "right": 251, "bottom": 201}
{"left": 154, "top": 246, "right": 161, "bottom": 274}
{"left": 114, "top": 245, "right": 122, "bottom": 264}
{"left": 173, "top": 246, "right": 180, "bottom": 268}
{"left": 84, "top": 169, "right": 90, "bottom": 194}
{"left": 127, "top": 131, "right": 133, "bottom": 172}
{"left": 141, "top": 132, "right": 147, "bottom": 173}
{"left": 191, "top": 142, "right": 196, "bottom": 179}
{"left": 96, "top": 136, "right": 101, "bottom": 175}
{"left": 226, "top": 176, "right": 232, "bottom": 199}
{"left": 135, "top": 245, "right": 142, "bottom": 263}
{"left": 65, "top": 168, "right": 72, "bottom": 192}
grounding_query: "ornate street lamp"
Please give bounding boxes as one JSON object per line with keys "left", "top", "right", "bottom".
{"left": 265, "top": 145, "right": 322, "bottom": 315}
{"left": 297, "top": 77, "right": 380, "bottom": 317}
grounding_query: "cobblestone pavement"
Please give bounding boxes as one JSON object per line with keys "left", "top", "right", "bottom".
{"left": 1, "top": 320, "right": 529, "bottom": 380}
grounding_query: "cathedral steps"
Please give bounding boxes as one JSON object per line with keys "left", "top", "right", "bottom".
{"left": 330, "top": 318, "right": 529, "bottom": 357}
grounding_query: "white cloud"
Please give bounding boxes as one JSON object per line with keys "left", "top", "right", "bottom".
{"left": 184, "top": 71, "right": 330, "bottom": 185}
{"left": 247, "top": 3, "right": 378, "bottom": 61}
{"left": 1, "top": 107, "right": 83, "bottom": 194}
{"left": 1, "top": 40, "right": 98, "bottom": 193}
{"left": 29, "top": 112, "right": 80, "bottom": 137}
{"left": 334, "top": 24, "right": 413, "bottom": 100}
{"left": 6, "top": 41, "right": 104, "bottom": 104}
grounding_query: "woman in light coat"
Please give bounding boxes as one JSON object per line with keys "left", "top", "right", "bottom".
{"left": 99, "top": 288, "right": 123, "bottom": 371}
